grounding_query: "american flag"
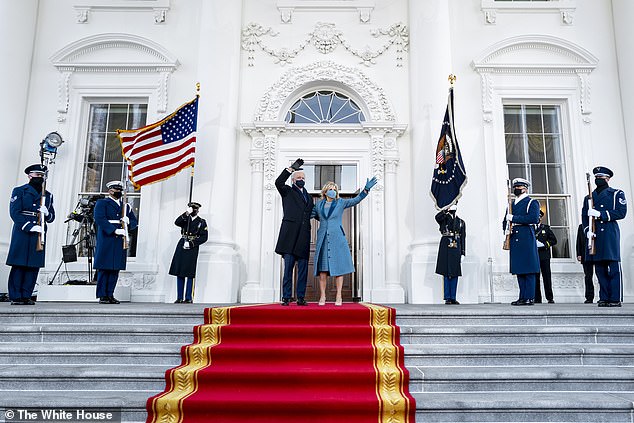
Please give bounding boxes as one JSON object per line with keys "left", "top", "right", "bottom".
{"left": 118, "top": 97, "right": 198, "bottom": 188}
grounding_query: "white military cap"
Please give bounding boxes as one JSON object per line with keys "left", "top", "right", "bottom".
{"left": 106, "top": 180, "right": 124, "bottom": 190}
{"left": 512, "top": 177, "right": 530, "bottom": 188}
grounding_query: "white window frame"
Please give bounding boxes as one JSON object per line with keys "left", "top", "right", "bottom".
{"left": 481, "top": 0, "right": 576, "bottom": 25}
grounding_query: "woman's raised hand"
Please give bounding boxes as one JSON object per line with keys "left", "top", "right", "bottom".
{"left": 364, "top": 176, "right": 378, "bottom": 191}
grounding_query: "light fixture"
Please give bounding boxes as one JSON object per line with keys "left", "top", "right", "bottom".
{"left": 40, "top": 131, "right": 64, "bottom": 164}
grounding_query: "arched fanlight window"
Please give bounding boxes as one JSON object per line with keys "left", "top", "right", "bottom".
{"left": 285, "top": 90, "right": 366, "bottom": 124}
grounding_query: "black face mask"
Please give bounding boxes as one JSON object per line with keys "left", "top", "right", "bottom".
{"left": 513, "top": 188, "right": 524, "bottom": 197}
{"left": 190, "top": 209, "right": 199, "bottom": 216}
{"left": 295, "top": 180, "right": 305, "bottom": 189}
{"left": 29, "top": 177, "right": 44, "bottom": 191}
{"left": 111, "top": 191, "right": 123, "bottom": 199}
{"left": 595, "top": 178, "right": 608, "bottom": 188}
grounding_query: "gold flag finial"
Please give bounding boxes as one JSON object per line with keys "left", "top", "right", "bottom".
{"left": 448, "top": 74, "right": 456, "bottom": 85}
{"left": 196, "top": 82, "right": 201, "bottom": 95}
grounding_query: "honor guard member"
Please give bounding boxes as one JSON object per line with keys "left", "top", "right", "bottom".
{"left": 582, "top": 166, "right": 627, "bottom": 307}
{"left": 275, "top": 159, "right": 314, "bottom": 306}
{"left": 168, "top": 202, "right": 208, "bottom": 303}
{"left": 435, "top": 204, "right": 466, "bottom": 304}
{"left": 93, "top": 180, "right": 138, "bottom": 304}
{"left": 535, "top": 210, "right": 557, "bottom": 304}
{"left": 504, "top": 178, "right": 541, "bottom": 306}
{"left": 6, "top": 164, "right": 55, "bottom": 305}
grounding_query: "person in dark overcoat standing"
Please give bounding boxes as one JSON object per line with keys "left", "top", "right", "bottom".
{"left": 575, "top": 223, "right": 595, "bottom": 303}
{"left": 6, "top": 164, "right": 55, "bottom": 305}
{"left": 93, "top": 180, "right": 138, "bottom": 304}
{"left": 435, "top": 204, "right": 466, "bottom": 305}
{"left": 535, "top": 210, "right": 557, "bottom": 303}
{"left": 169, "top": 201, "right": 208, "bottom": 303}
{"left": 503, "top": 178, "right": 541, "bottom": 306}
{"left": 275, "top": 158, "right": 314, "bottom": 306}
{"left": 582, "top": 166, "right": 627, "bottom": 307}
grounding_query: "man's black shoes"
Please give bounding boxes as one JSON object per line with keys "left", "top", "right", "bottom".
{"left": 607, "top": 301, "right": 622, "bottom": 307}
{"left": 108, "top": 297, "right": 120, "bottom": 304}
{"left": 584, "top": 299, "right": 593, "bottom": 304}
{"left": 296, "top": 298, "right": 307, "bottom": 306}
{"left": 98, "top": 297, "right": 110, "bottom": 304}
{"left": 512, "top": 299, "right": 534, "bottom": 306}
{"left": 183, "top": 300, "right": 193, "bottom": 304}
{"left": 281, "top": 298, "right": 290, "bottom": 306}
{"left": 174, "top": 299, "right": 183, "bottom": 303}
{"left": 547, "top": 299, "right": 555, "bottom": 304}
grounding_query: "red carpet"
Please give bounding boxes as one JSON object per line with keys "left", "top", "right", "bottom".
{"left": 146, "top": 302, "right": 415, "bottom": 423}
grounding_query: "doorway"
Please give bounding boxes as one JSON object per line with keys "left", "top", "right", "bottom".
{"left": 283, "top": 164, "right": 362, "bottom": 303}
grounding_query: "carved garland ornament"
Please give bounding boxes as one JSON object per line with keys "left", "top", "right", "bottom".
{"left": 242, "top": 22, "right": 408, "bottom": 67}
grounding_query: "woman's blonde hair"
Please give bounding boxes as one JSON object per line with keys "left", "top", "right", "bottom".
{"left": 320, "top": 181, "right": 339, "bottom": 199}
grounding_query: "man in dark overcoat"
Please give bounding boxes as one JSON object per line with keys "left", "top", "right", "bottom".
{"left": 535, "top": 210, "right": 557, "bottom": 303}
{"left": 504, "top": 178, "right": 541, "bottom": 306}
{"left": 169, "top": 201, "right": 208, "bottom": 303}
{"left": 582, "top": 166, "right": 627, "bottom": 307}
{"left": 575, "top": 223, "right": 595, "bottom": 303}
{"left": 93, "top": 180, "right": 138, "bottom": 304}
{"left": 435, "top": 204, "right": 466, "bottom": 304}
{"left": 6, "top": 164, "right": 55, "bottom": 305}
{"left": 275, "top": 158, "right": 314, "bottom": 306}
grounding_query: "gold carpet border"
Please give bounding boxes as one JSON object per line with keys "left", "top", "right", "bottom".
{"left": 148, "top": 306, "right": 234, "bottom": 423}
{"left": 362, "top": 302, "right": 412, "bottom": 423}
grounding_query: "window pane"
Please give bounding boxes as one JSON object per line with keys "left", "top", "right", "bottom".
{"left": 547, "top": 164, "right": 565, "bottom": 194}
{"left": 527, "top": 134, "right": 545, "bottom": 163}
{"left": 505, "top": 134, "right": 525, "bottom": 163}
{"left": 504, "top": 106, "right": 522, "bottom": 133}
{"left": 89, "top": 104, "right": 108, "bottom": 133}
{"left": 548, "top": 198, "right": 568, "bottom": 226}
{"left": 104, "top": 133, "right": 123, "bottom": 162}
{"left": 107, "top": 104, "right": 129, "bottom": 133}
{"left": 82, "top": 162, "right": 102, "bottom": 192}
{"left": 286, "top": 91, "right": 365, "bottom": 124}
{"left": 102, "top": 163, "right": 124, "bottom": 191}
{"left": 84, "top": 133, "right": 105, "bottom": 163}
{"left": 551, "top": 228, "right": 570, "bottom": 259}
{"left": 525, "top": 105, "right": 543, "bottom": 133}
{"left": 508, "top": 164, "right": 527, "bottom": 181}
{"left": 128, "top": 104, "right": 147, "bottom": 129}
{"left": 530, "top": 164, "right": 547, "bottom": 193}
{"left": 542, "top": 106, "right": 560, "bottom": 134}
{"left": 544, "top": 135, "right": 563, "bottom": 163}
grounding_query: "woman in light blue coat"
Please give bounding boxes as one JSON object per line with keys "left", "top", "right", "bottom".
{"left": 312, "top": 176, "right": 378, "bottom": 305}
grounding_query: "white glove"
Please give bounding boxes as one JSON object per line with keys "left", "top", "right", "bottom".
{"left": 115, "top": 228, "right": 126, "bottom": 236}
{"left": 460, "top": 256, "right": 465, "bottom": 263}
{"left": 536, "top": 240, "right": 545, "bottom": 248}
{"left": 587, "top": 208, "right": 601, "bottom": 218}
{"left": 121, "top": 216, "right": 130, "bottom": 225}
{"left": 586, "top": 230, "right": 595, "bottom": 241}
{"left": 29, "top": 225, "right": 43, "bottom": 233}
{"left": 183, "top": 241, "right": 191, "bottom": 249}
{"left": 505, "top": 213, "right": 513, "bottom": 222}
{"left": 187, "top": 207, "right": 194, "bottom": 215}
{"left": 39, "top": 205, "right": 49, "bottom": 217}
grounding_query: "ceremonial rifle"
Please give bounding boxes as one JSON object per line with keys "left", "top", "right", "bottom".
{"left": 586, "top": 172, "right": 596, "bottom": 255}
{"left": 121, "top": 180, "right": 129, "bottom": 250}
{"left": 35, "top": 171, "right": 47, "bottom": 252}
{"left": 503, "top": 179, "right": 513, "bottom": 251}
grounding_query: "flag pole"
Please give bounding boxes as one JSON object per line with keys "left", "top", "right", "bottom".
{"left": 187, "top": 82, "right": 201, "bottom": 204}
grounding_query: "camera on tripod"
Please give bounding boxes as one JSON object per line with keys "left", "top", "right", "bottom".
{"left": 65, "top": 194, "right": 104, "bottom": 224}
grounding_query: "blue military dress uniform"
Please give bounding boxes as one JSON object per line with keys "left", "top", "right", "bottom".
{"left": 504, "top": 192, "right": 540, "bottom": 303}
{"left": 6, "top": 183, "right": 55, "bottom": 302}
{"left": 93, "top": 196, "right": 138, "bottom": 300}
{"left": 581, "top": 175, "right": 627, "bottom": 304}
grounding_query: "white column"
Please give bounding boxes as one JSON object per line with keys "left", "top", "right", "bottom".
{"left": 0, "top": 0, "right": 38, "bottom": 294}
{"left": 612, "top": 0, "right": 634, "bottom": 299}
{"left": 407, "top": 0, "right": 453, "bottom": 303}
{"left": 191, "top": 0, "right": 242, "bottom": 303}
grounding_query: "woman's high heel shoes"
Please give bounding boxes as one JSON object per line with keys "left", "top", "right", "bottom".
{"left": 335, "top": 297, "right": 342, "bottom": 306}
{"left": 318, "top": 296, "right": 326, "bottom": 306}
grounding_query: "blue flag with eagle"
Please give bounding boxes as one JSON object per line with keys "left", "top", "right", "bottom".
{"left": 430, "top": 87, "right": 467, "bottom": 210}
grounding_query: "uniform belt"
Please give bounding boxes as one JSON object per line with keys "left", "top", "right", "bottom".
{"left": 182, "top": 235, "right": 197, "bottom": 240}
{"left": 21, "top": 211, "right": 38, "bottom": 217}
{"left": 441, "top": 232, "right": 456, "bottom": 237}
{"left": 108, "top": 219, "right": 121, "bottom": 224}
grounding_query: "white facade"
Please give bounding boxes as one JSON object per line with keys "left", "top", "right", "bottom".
{"left": 1, "top": 0, "right": 632, "bottom": 304}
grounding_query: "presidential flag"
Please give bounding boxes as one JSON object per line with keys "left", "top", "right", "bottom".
{"left": 430, "top": 87, "right": 467, "bottom": 210}
{"left": 118, "top": 97, "right": 198, "bottom": 188}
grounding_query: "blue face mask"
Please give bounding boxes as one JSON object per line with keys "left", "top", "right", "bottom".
{"left": 326, "top": 189, "right": 337, "bottom": 199}
{"left": 295, "top": 180, "right": 305, "bottom": 188}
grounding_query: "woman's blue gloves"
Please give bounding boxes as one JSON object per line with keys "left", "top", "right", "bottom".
{"left": 364, "top": 176, "right": 378, "bottom": 191}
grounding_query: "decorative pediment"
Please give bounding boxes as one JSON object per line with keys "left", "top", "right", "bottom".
{"left": 51, "top": 34, "right": 179, "bottom": 117}
{"left": 472, "top": 35, "right": 597, "bottom": 73}
{"left": 254, "top": 60, "right": 395, "bottom": 122}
